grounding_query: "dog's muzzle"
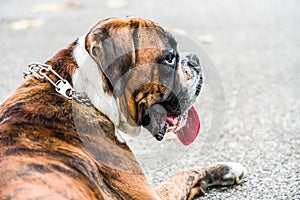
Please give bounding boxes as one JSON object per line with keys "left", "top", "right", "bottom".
{"left": 142, "top": 52, "right": 203, "bottom": 145}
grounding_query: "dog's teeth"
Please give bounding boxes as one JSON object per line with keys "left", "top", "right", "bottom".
{"left": 167, "top": 124, "right": 176, "bottom": 132}
{"left": 156, "top": 120, "right": 169, "bottom": 141}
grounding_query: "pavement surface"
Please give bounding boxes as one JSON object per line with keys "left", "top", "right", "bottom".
{"left": 0, "top": 0, "right": 299, "bottom": 199}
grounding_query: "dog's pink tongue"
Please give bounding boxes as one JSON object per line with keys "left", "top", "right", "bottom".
{"left": 175, "top": 106, "right": 200, "bottom": 146}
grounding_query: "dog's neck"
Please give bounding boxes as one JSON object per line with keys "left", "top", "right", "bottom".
{"left": 71, "top": 35, "right": 120, "bottom": 127}
{"left": 44, "top": 35, "right": 141, "bottom": 140}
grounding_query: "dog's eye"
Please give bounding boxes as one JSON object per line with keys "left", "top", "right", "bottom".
{"left": 157, "top": 50, "right": 177, "bottom": 67}
{"left": 164, "top": 52, "right": 175, "bottom": 65}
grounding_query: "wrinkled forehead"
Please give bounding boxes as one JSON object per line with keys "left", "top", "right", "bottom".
{"left": 88, "top": 17, "right": 177, "bottom": 51}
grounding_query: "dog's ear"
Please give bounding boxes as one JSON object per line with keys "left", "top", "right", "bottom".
{"left": 86, "top": 27, "right": 134, "bottom": 93}
{"left": 86, "top": 25, "right": 142, "bottom": 135}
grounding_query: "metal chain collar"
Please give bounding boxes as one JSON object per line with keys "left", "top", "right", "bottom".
{"left": 23, "top": 62, "right": 92, "bottom": 106}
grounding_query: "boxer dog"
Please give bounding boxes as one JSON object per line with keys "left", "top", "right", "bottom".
{"left": 0, "top": 17, "right": 246, "bottom": 199}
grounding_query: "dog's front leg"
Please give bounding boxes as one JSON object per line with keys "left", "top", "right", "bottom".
{"left": 155, "top": 162, "right": 246, "bottom": 200}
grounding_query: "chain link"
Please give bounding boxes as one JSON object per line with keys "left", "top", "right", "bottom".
{"left": 70, "top": 90, "right": 93, "bottom": 107}
{"left": 23, "top": 62, "right": 92, "bottom": 106}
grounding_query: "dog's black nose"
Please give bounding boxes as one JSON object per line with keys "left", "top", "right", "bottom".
{"left": 187, "top": 53, "right": 200, "bottom": 69}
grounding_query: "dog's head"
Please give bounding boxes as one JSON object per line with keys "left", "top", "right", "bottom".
{"left": 78, "top": 17, "right": 203, "bottom": 145}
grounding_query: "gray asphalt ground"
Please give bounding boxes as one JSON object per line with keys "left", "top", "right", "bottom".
{"left": 1, "top": 0, "right": 299, "bottom": 199}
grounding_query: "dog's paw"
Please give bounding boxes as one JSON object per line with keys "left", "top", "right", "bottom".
{"left": 217, "top": 162, "right": 247, "bottom": 186}
{"left": 187, "top": 162, "right": 247, "bottom": 200}
{"left": 186, "top": 162, "right": 247, "bottom": 200}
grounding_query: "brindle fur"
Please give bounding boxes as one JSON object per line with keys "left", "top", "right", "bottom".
{"left": 0, "top": 18, "right": 244, "bottom": 200}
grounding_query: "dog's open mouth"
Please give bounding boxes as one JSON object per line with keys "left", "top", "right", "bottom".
{"left": 144, "top": 105, "right": 200, "bottom": 146}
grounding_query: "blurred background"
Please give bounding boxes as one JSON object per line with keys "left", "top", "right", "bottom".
{"left": 0, "top": 0, "right": 299, "bottom": 199}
